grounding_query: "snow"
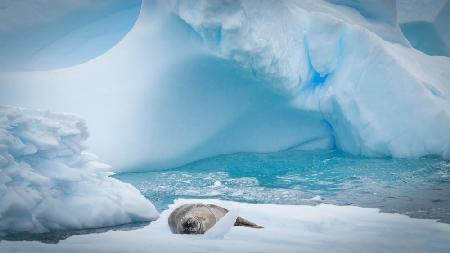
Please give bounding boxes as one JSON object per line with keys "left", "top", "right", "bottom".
{"left": 0, "top": 2, "right": 449, "bottom": 250}
{"left": 0, "top": 106, "right": 158, "bottom": 236}
{"left": 1, "top": 199, "right": 450, "bottom": 253}
{"left": 0, "top": 0, "right": 449, "bottom": 171}
{"left": 204, "top": 205, "right": 239, "bottom": 239}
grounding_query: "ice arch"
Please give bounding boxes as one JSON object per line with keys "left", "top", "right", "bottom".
{"left": 0, "top": 0, "right": 141, "bottom": 71}
{"left": 397, "top": 0, "right": 450, "bottom": 57}
{"left": 0, "top": 0, "right": 449, "bottom": 172}
{"left": 170, "top": 0, "right": 450, "bottom": 160}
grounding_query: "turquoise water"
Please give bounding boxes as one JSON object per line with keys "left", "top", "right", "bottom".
{"left": 115, "top": 150, "right": 450, "bottom": 222}
{"left": 3, "top": 150, "right": 449, "bottom": 243}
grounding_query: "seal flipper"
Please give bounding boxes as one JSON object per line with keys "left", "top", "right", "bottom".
{"left": 234, "top": 217, "right": 263, "bottom": 228}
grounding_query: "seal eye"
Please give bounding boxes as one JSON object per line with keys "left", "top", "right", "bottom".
{"left": 180, "top": 217, "right": 202, "bottom": 234}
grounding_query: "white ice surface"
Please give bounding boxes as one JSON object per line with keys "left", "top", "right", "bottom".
{"left": 204, "top": 205, "right": 239, "bottom": 239}
{"left": 1, "top": 199, "right": 449, "bottom": 253}
{"left": 0, "top": 106, "right": 158, "bottom": 235}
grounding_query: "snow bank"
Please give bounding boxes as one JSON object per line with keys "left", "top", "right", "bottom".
{"left": 0, "top": 106, "right": 158, "bottom": 236}
{"left": 2, "top": 199, "right": 450, "bottom": 252}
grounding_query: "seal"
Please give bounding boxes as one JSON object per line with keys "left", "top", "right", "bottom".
{"left": 168, "top": 203, "right": 263, "bottom": 234}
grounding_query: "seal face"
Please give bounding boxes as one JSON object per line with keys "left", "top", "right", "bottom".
{"left": 178, "top": 216, "right": 203, "bottom": 234}
{"left": 168, "top": 203, "right": 263, "bottom": 234}
{"left": 168, "top": 204, "right": 220, "bottom": 234}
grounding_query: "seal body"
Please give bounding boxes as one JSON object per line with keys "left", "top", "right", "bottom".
{"left": 168, "top": 203, "right": 262, "bottom": 234}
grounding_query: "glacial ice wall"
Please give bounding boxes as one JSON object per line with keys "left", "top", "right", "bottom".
{"left": 397, "top": 0, "right": 450, "bottom": 56}
{"left": 170, "top": 0, "right": 450, "bottom": 159}
{"left": 0, "top": 0, "right": 449, "bottom": 171}
{"left": 0, "top": 106, "right": 158, "bottom": 235}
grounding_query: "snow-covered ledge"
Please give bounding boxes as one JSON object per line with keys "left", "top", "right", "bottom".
{"left": 0, "top": 106, "right": 158, "bottom": 236}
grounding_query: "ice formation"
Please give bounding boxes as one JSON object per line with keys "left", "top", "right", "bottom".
{"left": 0, "top": 0, "right": 141, "bottom": 71}
{"left": 397, "top": 0, "right": 450, "bottom": 56}
{"left": 2, "top": 199, "right": 450, "bottom": 253}
{"left": 0, "top": 106, "right": 158, "bottom": 235}
{"left": 0, "top": 0, "right": 449, "bottom": 171}
{"left": 170, "top": 0, "right": 450, "bottom": 159}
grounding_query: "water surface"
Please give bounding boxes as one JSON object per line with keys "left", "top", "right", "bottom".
{"left": 116, "top": 150, "right": 450, "bottom": 222}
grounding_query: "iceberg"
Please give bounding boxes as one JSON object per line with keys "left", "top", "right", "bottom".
{"left": 170, "top": 0, "right": 450, "bottom": 159}
{"left": 0, "top": 0, "right": 449, "bottom": 171}
{"left": 0, "top": 0, "right": 141, "bottom": 71}
{"left": 0, "top": 106, "right": 158, "bottom": 236}
{"left": 397, "top": 0, "right": 450, "bottom": 56}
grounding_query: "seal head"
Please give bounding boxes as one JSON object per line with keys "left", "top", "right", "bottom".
{"left": 178, "top": 216, "right": 204, "bottom": 234}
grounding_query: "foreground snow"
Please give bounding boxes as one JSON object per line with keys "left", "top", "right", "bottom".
{"left": 0, "top": 106, "right": 158, "bottom": 235}
{"left": 1, "top": 199, "right": 449, "bottom": 253}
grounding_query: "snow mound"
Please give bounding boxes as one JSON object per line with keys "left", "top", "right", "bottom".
{"left": 0, "top": 106, "right": 158, "bottom": 236}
